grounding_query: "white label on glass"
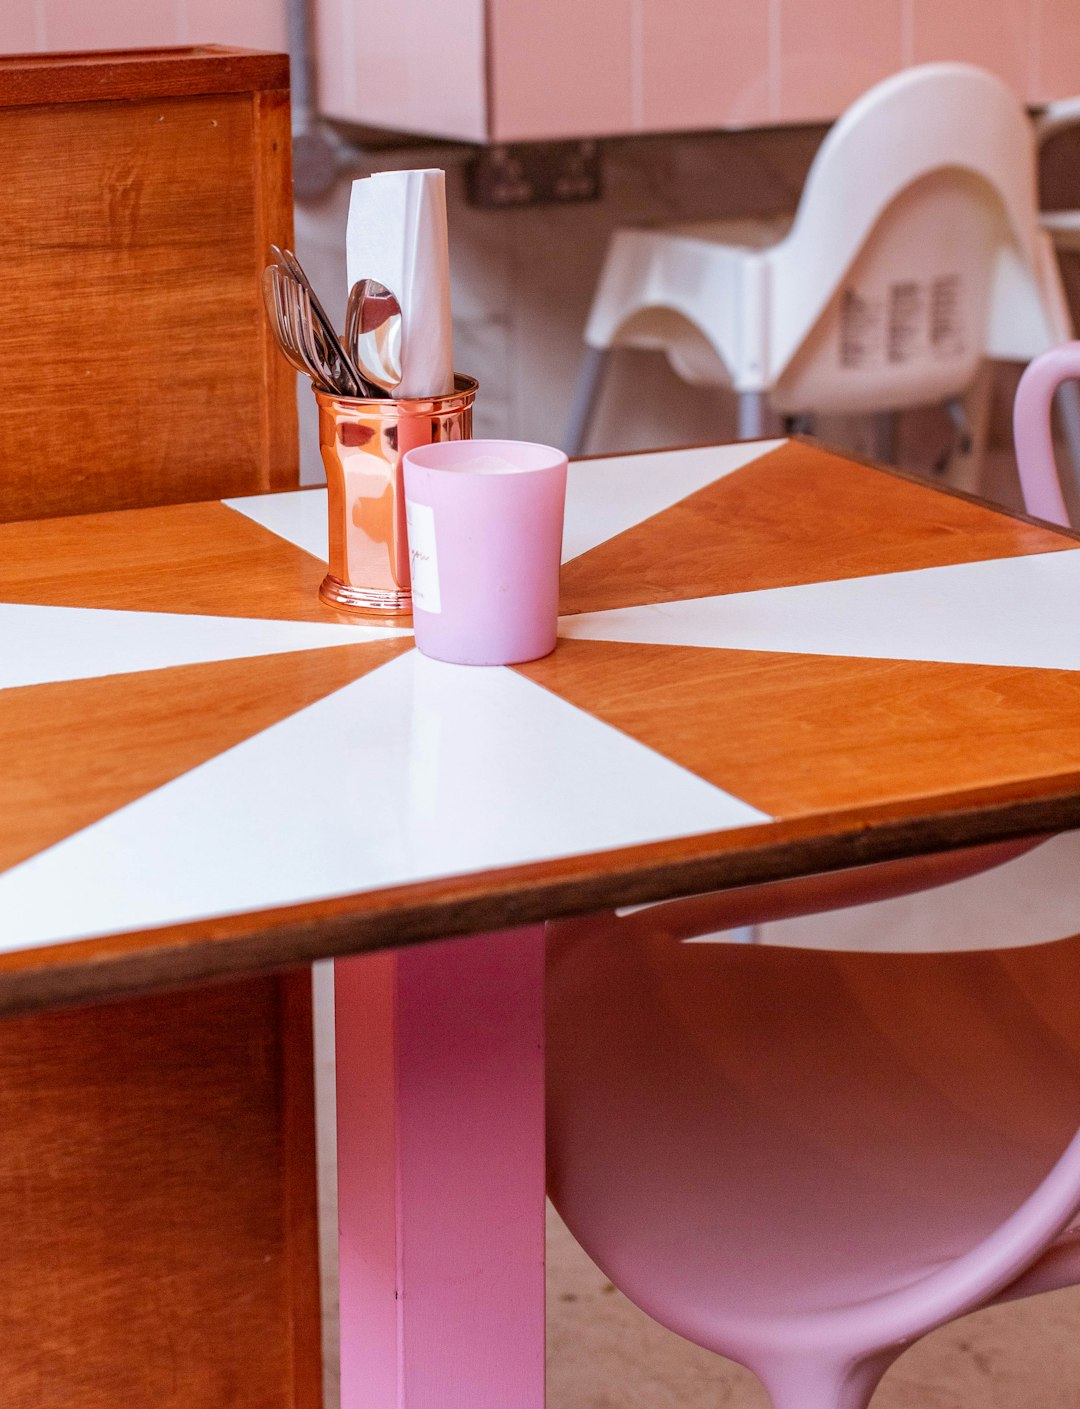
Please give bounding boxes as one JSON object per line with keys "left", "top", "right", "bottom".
{"left": 406, "top": 499, "right": 441, "bottom": 614}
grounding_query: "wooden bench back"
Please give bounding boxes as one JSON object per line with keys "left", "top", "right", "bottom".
{"left": 0, "top": 46, "right": 298, "bottom": 521}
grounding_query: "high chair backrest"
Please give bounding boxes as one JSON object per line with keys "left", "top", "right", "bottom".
{"left": 770, "top": 64, "right": 1053, "bottom": 415}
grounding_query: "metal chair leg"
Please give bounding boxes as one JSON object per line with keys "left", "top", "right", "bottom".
{"left": 563, "top": 346, "right": 613, "bottom": 458}
{"left": 871, "top": 411, "right": 899, "bottom": 465}
{"left": 738, "top": 391, "right": 768, "bottom": 439}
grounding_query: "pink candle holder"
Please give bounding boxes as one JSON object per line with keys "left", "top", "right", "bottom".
{"left": 401, "top": 439, "right": 568, "bottom": 665}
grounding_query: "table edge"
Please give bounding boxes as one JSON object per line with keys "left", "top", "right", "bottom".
{"left": 4, "top": 768, "right": 1080, "bottom": 1018}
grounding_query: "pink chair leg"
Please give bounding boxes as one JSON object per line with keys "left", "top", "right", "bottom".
{"left": 335, "top": 927, "right": 546, "bottom": 1409}
{"left": 759, "top": 1353, "right": 895, "bottom": 1409}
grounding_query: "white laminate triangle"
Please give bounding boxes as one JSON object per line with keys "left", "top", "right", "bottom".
{"left": 0, "top": 602, "right": 409, "bottom": 690}
{"left": 560, "top": 548, "right": 1080, "bottom": 670}
{"left": 224, "top": 443, "right": 787, "bottom": 569}
{"left": 561, "top": 439, "right": 786, "bottom": 564}
{"left": 223, "top": 488, "right": 330, "bottom": 562}
{"left": 759, "top": 832, "right": 1080, "bottom": 953}
{"left": 0, "top": 650, "right": 768, "bottom": 952}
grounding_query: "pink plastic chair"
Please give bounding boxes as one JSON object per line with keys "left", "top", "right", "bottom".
{"left": 545, "top": 350, "right": 1080, "bottom": 1409}
{"left": 546, "top": 919, "right": 1080, "bottom": 1409}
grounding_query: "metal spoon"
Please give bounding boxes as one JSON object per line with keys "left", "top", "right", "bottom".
{"left": 346, "top": 279, "right": 404, "bottom": 394}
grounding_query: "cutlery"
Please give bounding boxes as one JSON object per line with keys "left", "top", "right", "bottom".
{"left": 263, "top": 263, "right": 338, "bottom": 392}
{"left": 346, "top": 279, "right": 404, "bottom": 394}
{"left": 270, "top": 245, "right": 368, "bottom": 396}
{"left": 262, "top": 265, "right": 311, "bottom": 380}
{"left": 263, "top": 264, "right": 334, "bottom": 390}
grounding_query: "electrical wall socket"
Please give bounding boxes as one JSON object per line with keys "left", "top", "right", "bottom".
{"left": 466, "top": 141, "right": 602, "bottom": 208}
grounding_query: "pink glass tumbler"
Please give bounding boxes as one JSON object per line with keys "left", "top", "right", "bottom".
{"left": 401, "top": 438, "right": 568, "bottom": 665}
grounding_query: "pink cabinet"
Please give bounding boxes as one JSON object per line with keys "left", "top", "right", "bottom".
{"left": 315, "top": 0, "right": 1080, "bottom": 141}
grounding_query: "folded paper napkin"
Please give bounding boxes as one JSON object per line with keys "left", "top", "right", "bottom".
{"left": 346, "top": 168, "right": 456, "bottom": 399}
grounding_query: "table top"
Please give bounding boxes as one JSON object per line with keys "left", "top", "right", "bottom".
{"left": 3, "top": 435, "right": 1080, "bottom": 1014}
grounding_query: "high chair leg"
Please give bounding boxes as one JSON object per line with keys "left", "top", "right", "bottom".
{"left": 564, "top": 346, "right": 613, "bottom": 457}
{"left": 738, "top": 391, "right": 768, "bottom": 439}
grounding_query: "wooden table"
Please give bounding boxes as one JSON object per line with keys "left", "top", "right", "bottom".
{"left": 5, "top": 435, "right": 1080, "bottom": 1408}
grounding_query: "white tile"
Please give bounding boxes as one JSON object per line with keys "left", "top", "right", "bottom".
{"left": 0, "top": 601, "right": 404, "bottom": 691}
{"left": 0, "top": 651, "right": 767, "bottom": 951}
{"left": 226, "top": 440, "right": 785, "bottom": 570}
{"left": 223, "top": 489, "right": 330, "bottom": 561}
{"left": 561, "top": 548, "right": 1080, "bottom": 670}
{"left": 562, "top": 440, "right": 786, "bottom": 563}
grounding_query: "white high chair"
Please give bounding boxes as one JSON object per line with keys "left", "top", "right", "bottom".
{"left": 565, "top": 63, "right": 1073, "bottom": 458}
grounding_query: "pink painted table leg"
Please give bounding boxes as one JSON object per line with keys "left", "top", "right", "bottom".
{"left": 335, "top": 927, "right": 546, "bottom": 1409}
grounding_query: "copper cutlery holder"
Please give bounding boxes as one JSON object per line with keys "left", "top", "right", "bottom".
{"left": 315, "top": 375, "right": 478, "bottom": 615}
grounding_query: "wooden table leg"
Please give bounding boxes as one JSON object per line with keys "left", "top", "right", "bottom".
{"left": 335, "top": 927, "right": 546, "bottom": 1409}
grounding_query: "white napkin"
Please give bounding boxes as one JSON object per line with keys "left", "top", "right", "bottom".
{"left": 346, "top": 168, "right": 455, "bottom": 399}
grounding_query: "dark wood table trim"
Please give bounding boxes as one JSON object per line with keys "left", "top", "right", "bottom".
{"left": 0, "top": 46, "right": 290, "bottom": 108}
{"left": 4, "top": 766, "right": 1080, "bottom": 1018}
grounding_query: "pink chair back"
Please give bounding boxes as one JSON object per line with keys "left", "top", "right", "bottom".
{"left": 546, "top": 927, "right": 1080, "bottom": 1409}
{"left": 1014, "top": 341, "right": 1080, "bottom": 526}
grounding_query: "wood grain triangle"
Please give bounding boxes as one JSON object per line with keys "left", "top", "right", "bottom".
{"left": 0, "top": 500, "right": 344, "bottom": 623}
{"left": 559, "top": 441, "right": 1075, "bottom": 616}
{"left": 518, "top": 637, "right": 1080, "bottom": 820}
{"left": 0, "top": 637, "right": 411, "bottom": 874}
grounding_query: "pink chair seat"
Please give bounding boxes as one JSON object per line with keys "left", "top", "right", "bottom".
{"left": 547, "top": 914, "right": 1080, "bottom": 1409}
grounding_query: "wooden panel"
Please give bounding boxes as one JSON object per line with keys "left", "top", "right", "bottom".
{"left": 0, "top": 51, "right": 317, "bottom": 1409}
{"left": 911, "top": 0, "right": 1035, "bottom": 92}
{"left": 0, "top": 640, "right": 409, "bottom": 874}
{"left": 0, "top": 972, "right": 321, "bottom": 1409}
{"left": 776, "top": 0, "right": 904, "bottom": 123}
{"left": 559, "top": 441, "right": 1075, "bottom": 616}
{"left": 315, "top": 0, "right": 487, "bottom": 141}
{"left": 488, "top": 0, "right": 635, "bottom": 141}
{"left": 519, "top": 638, "right": 1080, "bottom": 817}
{"left": 0, "top": 51, "right": 297, "bottom": 521}
{"left": 0, "top": 46, "right": 290, "bottom": 106}
{"left": 640, "top": 0, "right": 770, "bottom": 131}
{"left": 0, "top": 499, "right": 337, "bottom": 622}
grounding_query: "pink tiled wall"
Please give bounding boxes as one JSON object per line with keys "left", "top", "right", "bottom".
{"left": 910, "top": 0, "right": 1034, "bottom": 93}
{"left": 0, "top": 0, "right": 286, "bottom": 57}
{"left": 317, "top": 0, "right": 1080, "bottom": 141}
{"left": 775, "top": 0, "right": 906, "bottom": 122}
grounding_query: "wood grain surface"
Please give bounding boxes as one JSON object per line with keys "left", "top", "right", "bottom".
{"left": 0, "top": 50, "right": 297, "bottom": 521}
{"left": 519, "top": 638, "right": 1080, "bottom": 817}
{"left": 560, "top": 439, "right": 1074, "bottom": 614}
{"left": 0, "top": 49, "right": 320, "bottom": 1409}
{"left": 0, "top": 972, "right": 321, "bottom": 1409}
{"left": 0, "top": 46, "right": 290, "bottom": 107}
{"left": 0, "top": 500, "right": 338, "bottom": 621}
{"left": 0, "top": 640, "right": 409, "bottom": 873}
